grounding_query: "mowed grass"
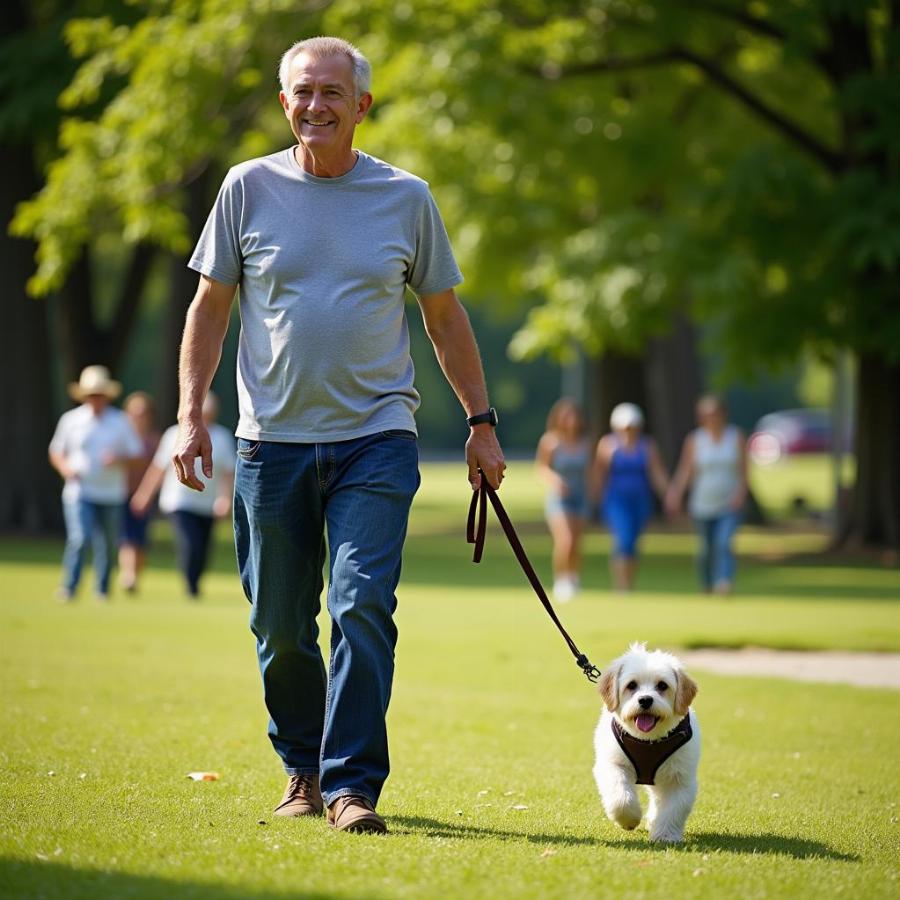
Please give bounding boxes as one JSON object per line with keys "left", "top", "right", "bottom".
{"left": 1, "top": 461, "right": 899, "bottom": 899}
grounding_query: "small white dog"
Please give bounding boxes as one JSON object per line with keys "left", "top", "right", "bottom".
{"left": 593, "top": 643, "right": 700, "bottom": 843}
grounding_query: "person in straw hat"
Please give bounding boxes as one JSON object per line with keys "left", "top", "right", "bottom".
{"left": 48, "top": 365, "right": 143, "bottom": 602}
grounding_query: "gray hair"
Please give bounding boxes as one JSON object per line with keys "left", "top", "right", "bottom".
{"left": 278, "top": 36, "right": 371, "bottom": 98}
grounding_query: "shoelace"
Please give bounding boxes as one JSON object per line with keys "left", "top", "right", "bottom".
{"left": 285, "top": 774, "right": 317, "bottom": 800}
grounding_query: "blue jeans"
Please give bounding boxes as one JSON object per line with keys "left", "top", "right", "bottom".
{"left": 694, "top": 511, "right": 741, "bottom": 589}
{"left": 169, "top": 509, "right": 214, "bottom": 596}
{"left": 233, "top": 431, "right": 419, "bottom": 807}
{"left": 61, "top": 498, "right": 123, "bottom": 595}
{"left": 602, "top": 493, "right": 652, "bottom": 558}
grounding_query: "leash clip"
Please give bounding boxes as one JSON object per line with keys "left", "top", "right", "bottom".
{"left": 576, "top": 654, "right": 602, "bottom": 683}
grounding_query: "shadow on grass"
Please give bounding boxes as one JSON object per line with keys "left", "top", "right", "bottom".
{"left": 390, "top": 814, "right": 601, "bottom": 846}
{"left": 391, "top": 816, "right": 858, "bottom": 861}
{"left": 0, "top": 858, "right": 315, "bottom": 900}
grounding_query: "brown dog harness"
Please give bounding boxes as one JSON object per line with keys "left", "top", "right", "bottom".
{"left": 611, "top": 716, "right": 693, "bottom": 785}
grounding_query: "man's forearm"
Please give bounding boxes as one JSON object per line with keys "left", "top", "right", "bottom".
{"left": 177, "top": 291, "right": 230, "bottom": 423}
{"left": 426, "top": 302, "right": 490, "bottom": 416}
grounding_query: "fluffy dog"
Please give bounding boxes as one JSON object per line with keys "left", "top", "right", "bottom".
{"left": 593, "top": 643, "right": 700, "bottom": 843}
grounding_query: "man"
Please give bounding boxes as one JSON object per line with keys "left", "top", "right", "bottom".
{"left": 131, "top": 392, "right": 235, "bottom": 598}
{"left": 48, "top": 365, "right": 144, "bottom": 602}
{"left": 173, "top": 36, "right": 505, "bottom": 834}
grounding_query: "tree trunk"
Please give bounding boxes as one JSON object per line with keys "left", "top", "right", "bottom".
{"left": 586, "top": 317, "right": 702, "bottom": 468}
{"left": 57, "top": 250, "right": 99, "bottom": 381}
{"left": 644, "top": 313, "right": 703, "bottom": 471}
{"left": 586, "top": 351, "right": 647, "bottom": 441}
{"left": 844, "top": 354, "right": 900, "bottom": 551}
{"left": 0, "top": 142, "right": 62, "bottom": 532}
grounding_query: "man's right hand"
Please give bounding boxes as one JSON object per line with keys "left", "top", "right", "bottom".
{"left": 172, "top": 417, "right": 212, "bottom": 491}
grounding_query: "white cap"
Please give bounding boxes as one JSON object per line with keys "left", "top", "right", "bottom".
{"left": 610, "top": 402, "right": 644, "bottom": 431}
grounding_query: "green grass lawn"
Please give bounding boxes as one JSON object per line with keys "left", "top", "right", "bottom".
{"left": 1, "top": 461, "right": 898, "bottom": 899}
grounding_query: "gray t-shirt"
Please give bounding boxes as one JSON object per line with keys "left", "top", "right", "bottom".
{"left": 189, "top": 148, "right": 463, "bottom": 442}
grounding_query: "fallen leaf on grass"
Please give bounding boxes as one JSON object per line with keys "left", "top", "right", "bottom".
{"left": 539, "top": 849, "right": 556, "bottom": 859}
{"left": 186, "top": 772, "right": 220, "bottom": 782}
{"left": 510, "top": 804, "right": 528, "bottom": 811}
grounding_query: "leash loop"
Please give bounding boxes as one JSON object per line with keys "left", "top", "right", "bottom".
{"left": 466, "top": 476, "right": 601, "bottom": 684}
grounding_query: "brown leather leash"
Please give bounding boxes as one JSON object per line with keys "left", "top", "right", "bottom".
{"left": 466, "top": 478, "right": 601, "bottom": 683}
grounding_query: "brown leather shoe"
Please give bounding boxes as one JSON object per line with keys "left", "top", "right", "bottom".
{"left": 326, "top": 795, "right": 387, "bottom": 834}
{"left": 273, "top": 774, "right": 323, "bottom": 817}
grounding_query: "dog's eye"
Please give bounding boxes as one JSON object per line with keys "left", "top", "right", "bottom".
{"left": 656, "top": 681, "right": 668, "bottom": 692}
{"left": 625, "top": 681, "right": 638, "bottom": 691}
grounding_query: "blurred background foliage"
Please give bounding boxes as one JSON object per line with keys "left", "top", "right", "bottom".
{"left": 3, "top": 0, "right": 899, "bottom": 547}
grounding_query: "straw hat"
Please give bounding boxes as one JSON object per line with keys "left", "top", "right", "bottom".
{"left": 609, "top": 402, "right": 645, "bottom": 431}
{"left": 68, "top": 365, "right": 122, "bottom": 402}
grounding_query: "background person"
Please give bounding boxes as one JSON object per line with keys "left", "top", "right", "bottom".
{"left": 171, "top": 36, "right": 505, "bottom": 834}
{"left": 667, "top": 394, "right": 748, "bottom": 595}
{"left": 536, "top": 398, "right": 591, "bottom": 601}
{"left": 592, "top": 402, "right": 669, "bottom": 592}
{"left": 131, "top": 393, "right": 235, "bottom": 598}
{"left": 48, "top": 365, "right": 143, "bottom": 602}
{"left": 118, "top": 391, "right": 161, "bottom": 593}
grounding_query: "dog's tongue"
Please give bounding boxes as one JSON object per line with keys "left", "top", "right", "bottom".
{"left": 636, "top": 714, "right": 657, "bottom": 733}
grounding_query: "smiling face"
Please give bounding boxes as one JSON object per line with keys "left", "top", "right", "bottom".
{"left": 599, "top": 645, "right": 697, "bottom": 739}
{"left": 279, "top": 51, "right": 372, "bottom": 174}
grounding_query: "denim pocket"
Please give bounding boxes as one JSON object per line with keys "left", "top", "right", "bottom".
{"left": 379, "top": 429, "right": 417, "bottom": 441}
{"left": 236, "top": 439, "right": 262, "bottom": 460}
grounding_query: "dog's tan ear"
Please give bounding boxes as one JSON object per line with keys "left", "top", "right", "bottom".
{"left": 675, "top": 670, "right": 698, "bottom": 716}
{"left": 598, "top": 664, "right": 620, "bottom": 712}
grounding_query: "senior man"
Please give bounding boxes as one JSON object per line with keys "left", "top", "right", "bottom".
{"left": 173, "top": 36, "right": 505, "bottom": 834}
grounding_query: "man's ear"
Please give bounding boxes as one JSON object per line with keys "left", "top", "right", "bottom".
{"left": 598, "top": 663, "right": 620, "bottom": 712}
{"left": 675, "top": 670, "right": 698, "bottom": 716}
{"left": 355, "top": 91, "right": 373, "bottom": 123}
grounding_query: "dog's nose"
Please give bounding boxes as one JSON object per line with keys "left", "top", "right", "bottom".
{"left": 638, "top": 696, "right": 654, "bottom": 710}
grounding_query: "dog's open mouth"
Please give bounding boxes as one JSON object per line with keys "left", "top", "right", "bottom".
{"left": 635, "top": 714, "right": 658, "bottom": 733}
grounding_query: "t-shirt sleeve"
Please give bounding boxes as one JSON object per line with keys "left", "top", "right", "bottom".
{"left": 122, "top": 413, "right": 144, "bottom": 459}
{"left": 48, "top": 413, "right": 69, "bottom": 455}
{"left": 406, "top": 187, "right": 463, "bottom": 297}
{"left": 188, "top": 171, "right": 243, "bottom": 286}
{"left": 152, "top": 427, "right": 177, "bottom": 469}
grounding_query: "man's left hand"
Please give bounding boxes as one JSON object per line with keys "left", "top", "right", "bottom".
{"left": 466, "top": 426, "right": 506, "bottom": 490}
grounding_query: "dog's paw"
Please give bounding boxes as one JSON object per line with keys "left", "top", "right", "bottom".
{"left": 649, "top": 827, "right": 684, "bottom": 843}
{"left": 608, "top": 801, "right": 642, "bottom": 831}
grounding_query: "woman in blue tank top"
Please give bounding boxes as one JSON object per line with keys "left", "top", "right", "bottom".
{"left": 592, "top": 403, "right": 669, "bottom": 591}
{"left": 536, "top": 398, "right": 591, "bottom": 602}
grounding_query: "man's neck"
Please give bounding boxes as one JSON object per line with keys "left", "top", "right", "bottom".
{"left": 294, "top": 144, "right": 358, "bottom": 178}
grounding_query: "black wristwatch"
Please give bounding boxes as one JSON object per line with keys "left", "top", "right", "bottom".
{"left": 467, "top": 407, "right": 499, "bottom": 427}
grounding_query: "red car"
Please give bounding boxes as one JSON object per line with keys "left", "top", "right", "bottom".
{"left": 748, "top": 409, "right": 835, "bottom": 465}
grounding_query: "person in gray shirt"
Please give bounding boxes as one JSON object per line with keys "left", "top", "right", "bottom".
{"left": 172, "top": 36, "right": 505, "bottom": 834}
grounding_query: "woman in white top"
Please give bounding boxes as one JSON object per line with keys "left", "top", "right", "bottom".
{"left": 131, "top": 392, "right": 235, "bottom": 598}
{"left": 667, "top": 395, "right": 748, "bottom": 594}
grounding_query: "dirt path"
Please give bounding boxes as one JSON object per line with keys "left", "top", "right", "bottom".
{"left": 679, "top": 648, "right": 900, "bottom": 690}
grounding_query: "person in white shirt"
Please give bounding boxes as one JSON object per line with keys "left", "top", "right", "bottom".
{"left": 48, "top": 366, "right": 144, "bottom": 602}
{"left": 131, "top": 392, "right": 236, "bottom": 598}
{"left": 667, "top": 394, "right": 748, "bottom": 595}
